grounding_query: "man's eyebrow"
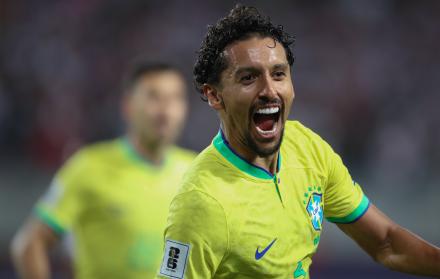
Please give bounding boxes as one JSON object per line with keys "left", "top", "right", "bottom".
{"left": 234, "top": 66, "right": 260, "bottom": 76}
{"left": 272, "top": 63, "right": 289, "bottom": 71}
{"left": 232, "top": 63, "right": 289, "bottom": 77}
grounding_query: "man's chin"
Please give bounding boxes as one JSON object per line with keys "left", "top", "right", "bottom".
{"left": 140, "top": 132, "right": 174, "bottom": 148}
{"left": 247, "top": 128, "right": 284, "bottom": 157}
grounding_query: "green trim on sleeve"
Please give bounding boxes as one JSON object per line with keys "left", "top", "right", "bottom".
{"left": 34, "top": 206, "right": 66, "bottom": 235}
{"left": 326, "top": 195, "right": 370, "bottom": 224}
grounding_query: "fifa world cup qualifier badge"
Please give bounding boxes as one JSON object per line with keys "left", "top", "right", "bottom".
{"left": 303, "top": 186, "right": 324, "bottom": 231}
{"left": 159, "top": 240, "right": 190, "bottom": 279}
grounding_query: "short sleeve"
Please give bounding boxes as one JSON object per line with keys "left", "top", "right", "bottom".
{"left": 156, "top": 190, "right": 228, "bottom": 279}
{"left": 323, "top": 146, "right": 370, "bottom": 224}
{"left": 34, "top": 150, "right": 88, "bottom": 235}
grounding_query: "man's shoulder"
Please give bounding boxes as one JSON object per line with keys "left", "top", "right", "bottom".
{"left": 169, "top": 145, "right": 228, "bottom": 220}
{"left": 180, "top": 145, "right": 224, "bottom": 182}
{"left": 284, "top": 120, "right": 319, "bottom": 142}
{"left": 58, "top": 139, "right": 122, "bottom": 175}
{"left": 168, "top": 146, "right": 197, "bottom": 166}
{"left": 282, "top": 120, "right": 334, "bottom": 169}
{"left": 85, "top": 137, "right": 121, "bottom": 151}
{"left": 176, "top": 144, "right": 234, "bottom": 197}
{"left": 284, "top": 120, "right": 330, "bottom": 149}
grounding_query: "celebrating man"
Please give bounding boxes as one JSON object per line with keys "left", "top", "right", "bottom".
{"left": 156, "top": 5, "right": 440, "bottom": 279}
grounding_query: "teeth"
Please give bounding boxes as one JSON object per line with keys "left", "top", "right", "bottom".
{"left": 256, "top": 125, "right": 277, "bottom": 135}
{"left": 256, "top": 107, "right": 280, "bottom": 115}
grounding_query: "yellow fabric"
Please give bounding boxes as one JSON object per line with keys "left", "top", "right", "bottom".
{"left": 36, "top": 138, "right": 196, "bottom": 279}
{"left": 157, "top": 121, "right": 369, "bottom": 279}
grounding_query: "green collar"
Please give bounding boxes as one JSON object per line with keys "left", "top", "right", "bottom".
{"left": 212, "top": 130, "right": 281, "bottom": 180}
{"left": 120, "top": 137, "right": 166, "bottom": 168}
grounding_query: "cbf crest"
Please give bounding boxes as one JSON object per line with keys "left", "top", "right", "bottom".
{"left": 303, "top": 186, "right": 324, "bottom": 231}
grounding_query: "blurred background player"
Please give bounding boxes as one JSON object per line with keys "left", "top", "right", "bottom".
{"left": 10, "top": 61, "right": 196, "bottom": 279}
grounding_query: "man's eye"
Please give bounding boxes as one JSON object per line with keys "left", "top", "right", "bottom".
{"left": 240, "top": 74, "right": 254, "bottom": 82}
{"left": 273, "top": 71, "right": 286, "bottom": 78}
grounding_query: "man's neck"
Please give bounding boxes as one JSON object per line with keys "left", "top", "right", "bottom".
{"left": 128, "top": 134, "right": 166, "bottom": 166}
{"left": 221, "top": 127, "right": 279, "bottom": 175}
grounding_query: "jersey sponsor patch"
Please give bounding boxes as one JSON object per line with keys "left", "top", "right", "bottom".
{"left": 159, "top": 239, "right": 190, "bottom": 279}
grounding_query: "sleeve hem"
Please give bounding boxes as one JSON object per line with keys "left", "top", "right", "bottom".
{"left": 326, "top": 195, "right": 370, "bottom": 224}
{"left": 34, "top": 206, "right": 66, "bottom": 235}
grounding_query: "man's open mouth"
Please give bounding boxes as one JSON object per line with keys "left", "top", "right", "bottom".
{"left": 252, "top": 105, "right": 281, "bottom": 137}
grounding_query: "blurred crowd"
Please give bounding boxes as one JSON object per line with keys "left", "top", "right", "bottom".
{"left": 0, "top": 0, "right": 439, "bottom": 277}
{"left": 1, "top": 0, "right": 439, "bottom": 181}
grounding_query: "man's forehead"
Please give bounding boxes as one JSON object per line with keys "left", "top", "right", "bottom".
{"left": 131, "top": 71, "right": 186, "bottom": 96}
{"left": 136, "top": 71, "right": 185, "bottom": 88}
{"left": 223, "top": 36, "right": 287, "bottom": 71}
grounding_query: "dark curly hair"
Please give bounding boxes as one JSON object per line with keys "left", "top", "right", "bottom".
{"left": 193, "top": 5, "right": 295, "bottom": 99}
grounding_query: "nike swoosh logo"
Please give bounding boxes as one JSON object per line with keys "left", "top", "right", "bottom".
{"left": 255, "top": 238, "right": 277, "bottom": 260}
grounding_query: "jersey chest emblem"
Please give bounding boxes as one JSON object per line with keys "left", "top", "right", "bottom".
{"left": 304, "top": 186, "right": 323, "bottom": 231}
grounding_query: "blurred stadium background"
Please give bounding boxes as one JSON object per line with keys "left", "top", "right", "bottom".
{"left": 0, "top": 0, "right": 439, "bottom": 278}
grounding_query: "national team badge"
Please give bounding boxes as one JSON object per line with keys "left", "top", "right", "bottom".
{"left": 306, "top": 192, "right": 323, "bottom": 231}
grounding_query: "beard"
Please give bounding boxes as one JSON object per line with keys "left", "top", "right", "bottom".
{"left": 245, "top": 126, "right": 285, "bottom": 157}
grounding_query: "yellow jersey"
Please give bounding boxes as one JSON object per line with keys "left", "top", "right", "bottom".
{"left": 36, "top": 138, "right": 196, "bottom": 279}
{"left": 156, "top": 121, "right": 369, "bottom": 279}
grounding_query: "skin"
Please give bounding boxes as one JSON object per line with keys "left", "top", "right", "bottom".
{"left": 204, "top": 36, "right": 294, "bottom": 174}
{"left": 123, "top": 70, "right": 188, "bottom": 165}
{"left": 204, "top": 35, "right": 440, "bottom": 277}
{"left": 10, "top": 70, "right": 188, "bottom": 279}
{"left": 11, "top": 220, "right": 58, "bottom": 279}
{"left": 338, "top": 205, "right": 440, "bottom": 277}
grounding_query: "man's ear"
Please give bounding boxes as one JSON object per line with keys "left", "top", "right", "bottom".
{"left": 203, "top": 84, "right": 224, "bottom": 110}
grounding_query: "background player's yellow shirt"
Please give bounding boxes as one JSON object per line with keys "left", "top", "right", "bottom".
{"left": 157, "top": 121, "right": 370, "bottom": 279}
{"left": 35, "top": 138, "right": 196, "bottom": 279}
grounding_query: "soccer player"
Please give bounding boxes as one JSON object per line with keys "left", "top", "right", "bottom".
{"left": 156, "top": 6, "right": 440, "bottom": 279}
{"left": 11, "top": 61, "right": 196, "bottom": 279}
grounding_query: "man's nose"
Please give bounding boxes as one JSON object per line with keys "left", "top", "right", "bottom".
{"left": 259, "top": 74, "right": 278, "bottom": 100}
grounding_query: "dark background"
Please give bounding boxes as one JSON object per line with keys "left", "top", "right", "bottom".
{"left": 0, "top": 0, "right": 439, "bottom": 278}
